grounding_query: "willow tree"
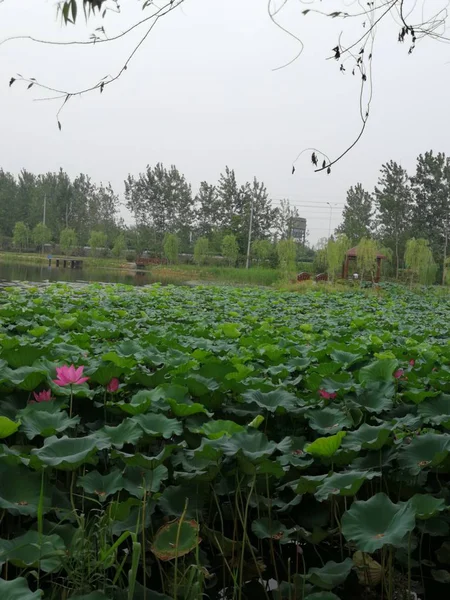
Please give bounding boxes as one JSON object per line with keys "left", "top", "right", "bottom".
{"left": 326, "top": 234, "right": 350, "bottom": 282}
{"left": 356, "top": 238, "right": 378, "bottom": 283}
{"left": 404, "top": 238, "right": 436, "bottom": 287}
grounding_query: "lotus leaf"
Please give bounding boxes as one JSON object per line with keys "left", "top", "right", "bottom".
{"left": 343, "top": 423, "right": 392, "bottom": 451}
{"left": 397, "top": 432, "right": 450, "bottom": 475}
{"left": 19, "top": 404, "right": 79, "bottom": 439}
{"left": 315, "top": 470, "right": 380, "bottom": 502}
{"left": 0, "top": 531, "right": 66, "bottom": 572}
{"left": 342, "top": 493, "right": 416, "bottom": 552}
{"left": 0, "top": 463, "right": 51, "bottom": 516}
{"left": 410, "top": 494, "right": 446, "bottom": 519}
{"left": 151, "top": 518, "right": 200, "bottom": 561}
{"left": 305, "top": 558, "right": 354, "bottom": 590}
{"left": 0, "top": 416, "right": 20, "bottom": 438}
{"left": 0, "top": 577, "right": 43, "bottom": 599}
{"left": 131, "top": 413, "right": 182, "bottom": 438}
{"left": 307, "top": 408, "right": 353, "bottom": 435}
{"left": 78, "top": 468, "right": 126, "bottom": 501}
{"left": 305, "top": 431, "right": 347, "bottom": 457}
{"left": 30, "top": 434, "right": 102, "bottom": 470}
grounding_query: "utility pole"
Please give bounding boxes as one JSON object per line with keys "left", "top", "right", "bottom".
{"left": 245, "top": 198, "right": 254, "bottom": 269}
{"left": 327, "top": 202, "right": 338, "bottom": 238}
{"left": 43, "top": 194, "right": 47, "bottom": 226}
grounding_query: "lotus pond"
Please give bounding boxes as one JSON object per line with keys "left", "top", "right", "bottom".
{"left": 1, "top": 282, "right": 450, "bottom": 600}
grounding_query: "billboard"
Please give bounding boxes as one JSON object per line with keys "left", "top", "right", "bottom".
{"left": 291, "top": 217, "right": 307, "bottom": 242}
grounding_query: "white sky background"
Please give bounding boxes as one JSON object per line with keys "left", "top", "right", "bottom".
{"left": 1, "top": 0, "right": 450, "bottom": 245}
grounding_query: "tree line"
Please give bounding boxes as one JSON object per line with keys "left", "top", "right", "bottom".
{"left": 0, "top": 164, "right": 309, "bottom": 262}
{"left": 335, "top": 150, "right": 450, "bottom": 283}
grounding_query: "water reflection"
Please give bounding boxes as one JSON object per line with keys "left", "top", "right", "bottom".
{"left": 0, "top": 262, "right": 176, "bottom": 286}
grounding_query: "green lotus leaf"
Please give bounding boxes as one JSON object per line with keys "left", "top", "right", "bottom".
{"left": 96, "top": 419, "right": 144, "bottom": 448}
{"left": 418, "top": 394, "right": 450, "bottom": 427}
{"left": 353, "top": 382, "right": 394, "bottom": 413}
{"left": 151, "top": 518, "right": 200, "bottom": 561}
{"left": 410, "top": 494, "right": 446, "bottom": 519}
{"left": 19, "top": 404, "right": 79, "bottom": 439}
{"left": 220, "top": 429, "right": 281, "bottom": 460}
{"left": 305, "top": 558, "right": 354, "bottom": 590}
{"left": 1, "top": 366, "right": 47, "bottom": 391}
{"left": 241, "top": 389, "right": 300, "bottom": 413}
{"left": 0, "top": 531, "right": 66, "bottom": 573}
{"left": 1, "top": 345, "right": 44, "bottom": 368}
{"left": 432, "top": 569, "right": 450, "bottom": 584}
{"left": 0, "top": 416, "right": 20, "bottom": 438}
{"left": 108, "top": 498, "right": 152, "bottom": 536}
{"left": 315, "top": 470, "right": 380, "bottom": 502}
{"left": 0, "top": 443, "right": 29, "bottom": 466}
{"left": 188, "top": 419, "right": 245, "bottom": 439}
{"left": 122, "top": 465, "right": 168, "bottom": 498}
{"left": 359, "top": 359, "right": 398, "bottom": 384}
{"left": 290, "top": 474, "right": 328, "bottom": 495}
{"left": 278, "top": 437, "right": 313, "bottom": 469}
{"left": 436, "top": 540, "right": 450, "bottom": 563}
{"left": 342, "top": 493, "right": 416, "bottom": 552}
{"left": 343, "top": 423, "right": 392, "bottom": 451}
{"left": 330, "top": 349, "right": 362, "bottom": 368}
{"left": 404, "top": 389, "right": 440, "bottom": 404}
{"left": 305, "top": 431, "right": 347, "bottom": 458}
{"left": 158, "top": 484, "right": 205, "bottom": 518}
{"left": 131, "top": 413, "right": 182, "bottom": 438}
{"left": 78, "top": 469, "right": 126, "bottom": 501}
{"left": 304, "top": 594, "right": 341, "bottom": 600}
{"left": 0, "top": 463, "right": 51, "bottom": 516}
{"left": 251, "top": 518, "right": 297, "bottom": 543}
{"left": 113, "top": 444, "right": 181, "bottom": 469}
{"left": 88, "top": 363, "right": 124, "bottom": 386}
{"left": 70, "top": 593, "right": 112, "bottom": 600}
{"left": 102, "top": 351, "right": 136, "bottom": 369}
{"left": 0, "top": 577, "right": 43, "bottom": 599}
{"left": 398, "top": 433, "right": 450, "bottom": 475}
{"left": 30, "top": 434, "right": 102, "bottom": 470}
{"left": 166, "top": 398, "right": 212, "bottom": 418}
{"left": 307, "top": 408, "right": 352, "bottom": 435}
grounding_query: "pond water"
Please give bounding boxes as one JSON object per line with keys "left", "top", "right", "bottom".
{"left": 0, "top": 262, "right": 177, "bottom": 286}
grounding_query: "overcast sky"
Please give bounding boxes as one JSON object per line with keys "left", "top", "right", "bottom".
{"left": 1, "top": 0, "right": 449, "bottom": 245}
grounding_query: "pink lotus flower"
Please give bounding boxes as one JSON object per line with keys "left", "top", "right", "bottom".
{"left": 319, "top": 389, "right": 337, "bottom": 400}
{"left": 394, "top": 369, "right": 404, "bottom": 379}
{"left": 53, "top": 365, "right": 89, "bottom": 387}
{"left": 107, "top": 378, "right": 120, "bottom": 393}
{"left": 31, "top": 389, "right": 52, "bottom": 403}
{"left": 409, "top": 359, "right": 415, "bottom": 367}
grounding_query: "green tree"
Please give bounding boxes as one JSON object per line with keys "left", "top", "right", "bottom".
{"left": 337, "top": 184, "right": 373, "bottom": 244}
{"left": 59, "top": 227, "right": 78, "bottom": 255}
{"left": 405, "top": 238, "right": 436, "bottom": 286}
{"left": 221, "top": 234, "right": 239, "bottom": 266}
{"left": 277, "top": 238, "right": 296, "bottom": 277}
{"left": 88, "top": 230, "right": 108, "bottom": 257}
{"left": 163, "top": 233, "right": 179, "bottom": 264}
{"left": 12, "top": 221, "right": 30, "bottom": 250}
{"left": 410, "top": 151, "right": 450, "bottom": 284}
{"left": 193, "top": 237, "right": 209, "bottom": 266}
{"left": 326, "top": 234, "right": 350, "bottom": 282}
{"left": 32, "top": 222, "right": 52, "bottom": 252}
{"left": 112, "top": 233, "right": 127, "bottom": 259}
{"left": 356, "top": 237, "right": 378, "bottom": 282}
{"left": 374, "top": 161, "right": 413, "bottom": 279}
{"left": 252, "top": 239, "right": 272, "bottom": 264}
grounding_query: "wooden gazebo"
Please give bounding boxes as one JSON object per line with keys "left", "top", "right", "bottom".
{"left": 342, "top": 247, "right": 386, "bottom": 283}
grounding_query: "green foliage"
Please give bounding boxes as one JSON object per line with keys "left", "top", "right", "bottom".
{"left": 112, "top": 233, "right": 127, "bottom": 259}
{"left": 252, "top": 239, "right": 272, "bottom": 263}
{"left": 88, "top": 230, "right": 108, "bottom": 257}
{"left": 277, "top": 237, "right": 296, "bottom": 276}
{"left": 59, "top": 227, "right": 78, "bottom": 255}
{"left": 32, "top": 222, "right": 52, "bottom": 251}
{"left": 405, "top": 237, "right": 436, "bottom": 285}
{"left": 356, "top": 237, "right": 378, "bottom": 281}
{"left": 163, "top": 233, "right": 179, "bottom": 264}
{"left": 12, "top": 221, "right": 29, "bottom": 249}
{"left": 193, "top": 237, "right": 209, "bottom": 265}
{"left": 221, "top": 234, "right": 239, "bottom": 266}
{"left": 326, "top": 234, "right": 350, "bottom": 281}
{"left": 0, "top": 283, "right": 449, "bottom": 597}
{"left": 336, "top": 183, "right": 373, "bottom": 244}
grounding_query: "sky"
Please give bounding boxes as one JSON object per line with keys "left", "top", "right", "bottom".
{"left": 1, "top": 0, "right": 450, "bottom": 245}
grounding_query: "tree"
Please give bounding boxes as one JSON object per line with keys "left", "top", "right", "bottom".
{"left": 326, "top": 234, "right": 350, "bottom": 282}
{"left": 374, "top": 161, "right": 413, "bottom": 279}
{"left": 195, "top": 182, "right": 221, "bottom": 240}
{"left": 410, "top": 151, "right": 450, "bottom": 284}
{"left": 221, "top": 234, "right": 239, "bottom": 267}
{"left": 60, "top": 228, "right": 78, "bottom": 255}
{"left": 88, "top": 231, "right": 108, "bottom": 257}
{"left": 12, "top": 221, "right": 29, "bottom": 250}
{"left": 193, "top": 237, "right": 209, "bottom": 266}
{"left": 32, "top": 222, "right": 52, "bottom": 252}
{"left": 274, "top": 199, "right": 300, "bottom": 240}
{"left": 277, "top": 238, "right": 296, "bottom": 277}
{"left": 163, "top": 233, "right": 179, "bottom": 264}
{"left": 252, "top": 239, "right": 272, "bottom": 264}
{"left": 336, "top": 184, "right": 373, "bottom": 244}
{"left": 405, "top": 238, "right": 436, "bottom": 287}
{"left": 112, "top": 233, "right": 127, "bottom": 259}
{"left": 356, "top": 237, "right": 378, "bottom": 282}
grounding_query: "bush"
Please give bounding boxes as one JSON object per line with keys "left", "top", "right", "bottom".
{"left": 221, "top": 234, "right": 239, "bottom": 266}
{"left": 193, "top": 237, "right": 209, "bottom": 265}
{"left": 163, "top": 233, "right": 179, "bottom": 264}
